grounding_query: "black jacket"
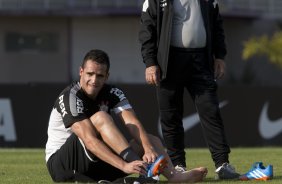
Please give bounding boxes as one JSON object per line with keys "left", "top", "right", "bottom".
{"left": 139, "top": 0, "right": 227, "bottom": 80}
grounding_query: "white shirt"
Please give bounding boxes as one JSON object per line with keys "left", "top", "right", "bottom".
{"left": 171, "top": 0, "right": 207, "bottom": 48}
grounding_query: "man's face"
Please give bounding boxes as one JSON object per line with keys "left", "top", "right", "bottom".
{"left": 79, "top": 60, "right": 109, "bottom": 99}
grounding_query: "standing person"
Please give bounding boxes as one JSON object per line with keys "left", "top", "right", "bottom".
{"left": 139, "top": 0, "right": 240, "bottom": 179}
{"left": 45, "top": 49, "right": 208, "bottom": 183}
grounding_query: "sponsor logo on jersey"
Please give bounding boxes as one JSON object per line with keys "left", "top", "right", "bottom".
{"left": 76, "top": 98, "right": 84, "bottom": 113}
{"left": 59, "top": 95, "right": 68, "bottom": 117}
{"left": 110, "top": 88, "right": 126, "bottom": 101}
{"left": 99, "top": 101, "right": 109, "bottom": 112}
{"left": 0, "top": 98, "right": 17, "bottom": 141}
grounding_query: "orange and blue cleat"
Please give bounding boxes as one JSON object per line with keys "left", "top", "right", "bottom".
{"left": 147, "top": 155, "right": 168, "bottom": 177}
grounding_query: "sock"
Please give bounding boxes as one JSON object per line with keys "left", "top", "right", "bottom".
{"left": 119, "top": 147, "right": 141, "bottom": 162}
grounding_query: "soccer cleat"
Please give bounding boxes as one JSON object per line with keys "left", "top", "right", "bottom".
{"left": 147, "top": 155, "right": 168, "bottom": 177}
{"left": 239, "top": 162, "right": 273, "bottom": 181}
{"left": 113, "top": 176, "right": 158, "bottom": 184}
{"left": 215, "top": 163, "right": 240, "bottom": 179}
{"left": 97, "top": 180, "right": 111, "bottom": 183}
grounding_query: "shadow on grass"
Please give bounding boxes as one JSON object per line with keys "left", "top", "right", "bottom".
{"left": 138, "top": 177, "right": 237, "bottom": 183}
{"left": 274, "top": 175, "right": 282, "bottom": 180}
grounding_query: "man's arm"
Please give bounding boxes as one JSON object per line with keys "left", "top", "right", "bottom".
{"left": 214, "top": 58, "right": 225, "bottom": 79}
{"left": 211, "top": 1, "right": 227, "bottom": 79}
{"left": 71, "top": 118, "right": 146, "bottom": 174}
{"left": 139, "top": 0, "right": 160, "bottom": 86}
{"left": 118, "top": 109, "right": 158, "bottom": 163}
{"left": 139, "top": 0, "right": 158, "bottom": 68}
{"left": 212, "top": 1, "right": 227, "bottom": 60}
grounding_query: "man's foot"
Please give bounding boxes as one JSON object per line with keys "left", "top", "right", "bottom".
{"left": 169, "top": 167, "right": 208, "bottom": 183}
{"left": 215, "top": 163, "right": 240, "bottom": 179}
{"left": 175, "top": 165, "right": 187, "bottom": 172}
{"left": 147, "top": 155, "right": 168, "bottom": 177}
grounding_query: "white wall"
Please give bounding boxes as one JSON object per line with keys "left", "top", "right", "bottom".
{"left": 71, "top": 16, "right": 146, "bottom": 84}
{"left": 0, "top": 17, "right": 69, "bottom": 83}
{"left": 0, "top": 15, "right": 281, "bottom": 86}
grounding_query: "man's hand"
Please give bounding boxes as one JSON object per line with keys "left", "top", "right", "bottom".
{"left": 142, "top": 147, "right": 158, "bottom": 164}
{"left": 145, "top": 66, "right": 160, "bottom": 86}
{"left": 214, "top": 58, "right": 225, "bottom": 80}
{"left": 123, "top": 160, "right": 148, "bottom": 175}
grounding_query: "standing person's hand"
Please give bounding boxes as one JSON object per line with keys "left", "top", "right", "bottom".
{"left": 145, "top": 66, "right": 160, "bottom": 86}
{"left": 214, "top": 59, "right": 225, "bottom": 80}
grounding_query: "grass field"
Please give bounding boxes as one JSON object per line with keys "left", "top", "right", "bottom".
{"left": 0, "top": 147, "right": 281, "bottom": 183}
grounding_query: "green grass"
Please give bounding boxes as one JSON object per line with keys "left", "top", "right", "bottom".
{"left": 0, "top": 147, "right": 281, "bottom": 183}
{"left": 0, "top": 149, "right": 51, "bottom": 184}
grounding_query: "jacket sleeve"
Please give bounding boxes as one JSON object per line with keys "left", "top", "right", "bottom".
{"left": 212, "top": 1, "right": 227, "bottom": 60}
{"left": 139, "top": 0, "right": 159, "bottom": 68}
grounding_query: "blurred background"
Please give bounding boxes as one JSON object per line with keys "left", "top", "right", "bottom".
{"left": 0, "top": 0, "right": 282, "bottom": 148}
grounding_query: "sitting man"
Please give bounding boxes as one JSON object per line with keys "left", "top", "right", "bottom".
{"left": 45, "top": 49, "right": 208, "bottom": 183}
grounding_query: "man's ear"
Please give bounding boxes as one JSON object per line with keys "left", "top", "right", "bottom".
{"left": 79, "top": 67, "right": 83, "bottom": 76}
{"left": 106, "top": 72, "right": 110, "bottom": 80}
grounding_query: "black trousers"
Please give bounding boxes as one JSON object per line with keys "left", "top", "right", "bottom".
{"left": 157, "top": 47, "right": 230, "bottom": 168}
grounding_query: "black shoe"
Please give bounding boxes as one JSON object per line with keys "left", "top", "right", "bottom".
{"left": 113, "top": 176, "right": 158, "bottom": 184}
{"left": 215, "top": 163, "right": 240, "bottom": 179}
{"left": 126, "top": 176, "right": 158, "bottom": 184}
{"left": 97, "top": 180, "right": 111, "bottom": 183}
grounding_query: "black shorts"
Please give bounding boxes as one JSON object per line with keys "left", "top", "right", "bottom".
{"left": 46, "top": 134, "right": 127, "bottom": 182}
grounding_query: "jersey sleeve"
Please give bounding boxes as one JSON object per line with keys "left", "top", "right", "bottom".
{"left": 55, "top": 90, "right": 88, "bottom": 128}
{"left": 108, "top": 86, "right": 132, "bottom": 114}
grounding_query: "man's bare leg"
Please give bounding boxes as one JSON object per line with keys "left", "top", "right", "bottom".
{"left": 89, "top": 111, "right": 131, "bottom": 154}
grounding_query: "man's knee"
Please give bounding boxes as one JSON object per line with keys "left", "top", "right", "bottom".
{"left": 90, "top": 111, "right": 114, "bottom": 127}
{"left": 147, "top": 134, "right": 162, "bottom": 145}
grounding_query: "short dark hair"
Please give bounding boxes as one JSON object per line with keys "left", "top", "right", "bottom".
{"left": 81, "top": 49, "right": 110, "bottom": 72}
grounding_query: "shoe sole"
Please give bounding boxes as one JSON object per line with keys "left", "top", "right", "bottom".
{"left": 240, "top": 176, "right": 272, "bottom": 181}
{"left": 240, "top": 174, "right": 273, "bottom": 181}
